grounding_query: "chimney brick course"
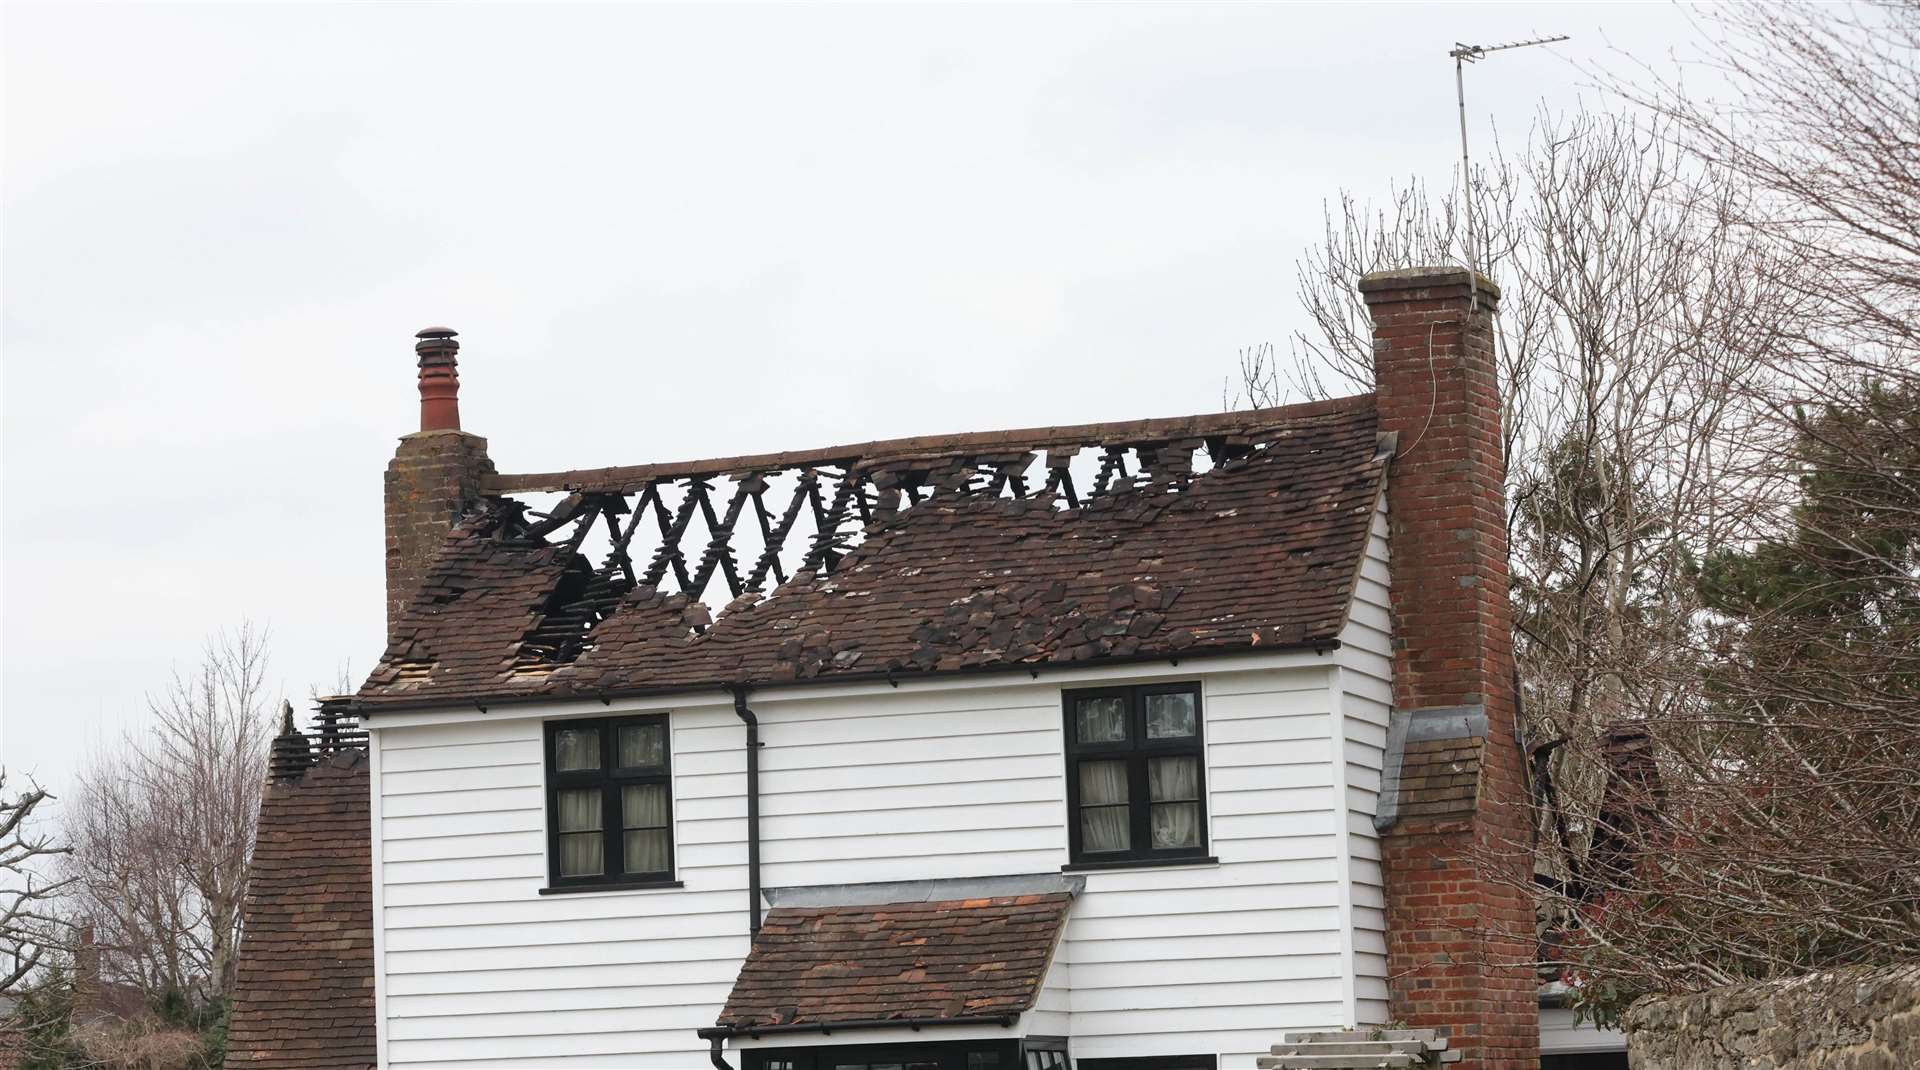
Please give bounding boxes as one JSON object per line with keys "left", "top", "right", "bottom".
{"left": 384, "top": 327, "right": 494, "bottom": 636}
{"left": 1363, "top": 267, "right": 1537, "bottom": 1070}
{"left": 384, "top": 430, "right": 494, "bottom": 636}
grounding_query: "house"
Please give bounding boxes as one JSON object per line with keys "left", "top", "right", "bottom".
{"left": 230, "top": 267, "right": 1589, "bottom": 1069}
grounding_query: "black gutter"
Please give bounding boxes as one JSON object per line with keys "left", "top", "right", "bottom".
{"left": 698, "top": 1013, "right": 1019, "bottom": 1042}
{"left": 348, "top": 639, "right": 1340, "bottom": 717}
{"left": 730, "top": 685, "right": 763, "bottom": 935}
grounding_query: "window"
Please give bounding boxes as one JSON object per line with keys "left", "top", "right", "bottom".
{"left": 543, "top": 714, "right": 675, "bottom": 889}
{"left": 1021, "top": 1038, "right": 1069, "bottom": 1070}
{"left": 1063, "top": 684, "right": 1208, "bottom": 866}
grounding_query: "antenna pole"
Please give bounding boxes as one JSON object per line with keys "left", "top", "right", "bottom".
{"left": 1448, "top": 33, "right": 1570, "bottom": 301}
{"left": 1456, "top": 51, "right": 1476, "bottom": 285}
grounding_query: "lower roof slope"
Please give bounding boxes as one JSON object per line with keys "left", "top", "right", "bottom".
{"left": 358, "top": 395, "right": 1383, "bottom": 709}
{"left": 225, "top": 750, "right": 375, "bottom": 1068}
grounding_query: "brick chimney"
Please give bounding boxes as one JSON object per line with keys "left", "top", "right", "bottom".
{"left": 1361, "top": 268, "right": 1537, "bottom": 1069}
{"left": 384, "top": 328, "right": 495, "bottom": 635}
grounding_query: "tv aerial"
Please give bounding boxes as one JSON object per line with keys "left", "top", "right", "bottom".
{"left": 1450, "top": 34, "right": 1570, "bottom": 289}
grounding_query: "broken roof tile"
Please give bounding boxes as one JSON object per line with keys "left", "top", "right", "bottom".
{"left": 356, "top": 395, "right": 1384, "bottom": 708}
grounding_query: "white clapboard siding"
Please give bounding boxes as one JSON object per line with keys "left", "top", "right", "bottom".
{"left": 1027, "top": 952, "right": 1071, "bottom": 1037}
{"left": 1337, "top": 494, "right": 1394, "bottom": 1026}
{"left": 1540, "top": 1006, "right": 1627, "bottom": 1053}
{"left": 371, "top": 656, "right": 1371, "bottom": 1068}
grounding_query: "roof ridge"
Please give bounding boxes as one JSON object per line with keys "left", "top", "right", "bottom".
{"left": 359, "top": 398, "right": 1385, "bottom": 710}
{"left": 491, "top": 393, "right": 1374, "bottom": 494}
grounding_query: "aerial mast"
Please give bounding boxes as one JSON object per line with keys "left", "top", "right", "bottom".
{"left": 1449, "top": 34, "right": 1569, "bottom": 294}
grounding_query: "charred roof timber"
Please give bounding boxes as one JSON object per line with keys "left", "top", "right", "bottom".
{"left": 479, "top": 410, "right": 1296, "bottom": 621}
{"left": 268, "top": 699, "right": 370, "bottom": 782}
{"left": 362, "top": 384, "right": 1387, "bottom": 708}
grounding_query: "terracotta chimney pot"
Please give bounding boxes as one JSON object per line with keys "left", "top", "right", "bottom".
{"left": 415, "top": 327, "right": 461, "bottom": 432}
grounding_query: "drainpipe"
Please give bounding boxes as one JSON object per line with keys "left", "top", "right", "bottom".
{"left": 730, "top": 685, "right": 763, "bottom": 934}
{"left": 707, "top": 1032, "right": 734, "bottom": 1070}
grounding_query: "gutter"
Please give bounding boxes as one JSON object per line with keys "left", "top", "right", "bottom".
{"left": 730, "top": 685, "right": 763, "bottom": 935}
{"left": 698, "top": 1013, "right": 1020, "bottom": 1043}
{"left": 347, "top": 639, "right": 1341, "bottom": 717}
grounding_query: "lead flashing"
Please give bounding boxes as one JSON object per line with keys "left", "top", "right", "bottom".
{"left": 1374, "top": 704, "right": 1487, "bottom": 832}
{"left": 764, "top": 872, "right": 1084, "bottom": 909}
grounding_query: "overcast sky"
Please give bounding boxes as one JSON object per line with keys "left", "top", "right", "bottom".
{"left": 2, "top": 2, "right": 1697, "bottom": 808}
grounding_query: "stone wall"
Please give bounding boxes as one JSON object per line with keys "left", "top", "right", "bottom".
{"left": 1624, "top": 963, "right": 1920, "bottom": 1069}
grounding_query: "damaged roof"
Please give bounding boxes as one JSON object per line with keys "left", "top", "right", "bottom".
{"left": 357, "top": 395, "right": 1385, "bottom": 709}
{"left": 714, "top": 892, "right": 1074, "bottom": 1032}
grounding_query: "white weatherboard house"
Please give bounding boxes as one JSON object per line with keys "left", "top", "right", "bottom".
{"left": 228, "top": 269, "right": 1627, "bottom": 1070}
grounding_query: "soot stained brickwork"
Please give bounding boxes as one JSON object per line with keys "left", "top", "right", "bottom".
{"left": 384, "top": 429, "right": 495, "bottom": 637}
{"left": 716, "top": 893, "right": 1073, "bottom": 1031}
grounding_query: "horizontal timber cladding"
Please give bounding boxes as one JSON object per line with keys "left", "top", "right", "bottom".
{"left": 1335, "top": 495, "right": 1394, "bottom": 1026}
{"left": 370, "top": 657, "right": 1370, "bottom": 1069}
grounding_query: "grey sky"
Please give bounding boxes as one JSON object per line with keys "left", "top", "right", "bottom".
{"left": 2, "top": 2, "right": 1694, "bottom": 806}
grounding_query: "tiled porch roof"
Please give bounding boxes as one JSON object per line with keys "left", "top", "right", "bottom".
{"left": 715, "top": 892, "right": 1074, "bottom": 1033}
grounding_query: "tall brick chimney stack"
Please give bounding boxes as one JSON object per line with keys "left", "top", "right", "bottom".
{"left": 1360, "top": 268, "right": 1537, "bottom": 1070}
{"left": 384, "top": 328, "right": 495, "bottom": 636}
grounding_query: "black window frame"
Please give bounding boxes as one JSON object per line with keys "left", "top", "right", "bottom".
{"left": 1062, "top": 682, "right": 1210, "bottom": 866}
{"left": 542, "top": 714, "right": 678, "bottom": 891}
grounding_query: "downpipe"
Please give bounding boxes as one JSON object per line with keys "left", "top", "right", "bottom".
{"left": 712, "top": 685, "right": 764, "bottom": 1070}
{"left": 730, "top": 685, "right": 763, "bottom": 934}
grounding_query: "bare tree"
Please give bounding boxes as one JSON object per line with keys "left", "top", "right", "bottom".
{"left": 1260, "top": 4, "right": 1920, "bottom": 1018}
{"left": 61, "top": 625, "right": 276, "bottom": 1008}
{"left": 1237, "top": 91, "right": 1907, "bottom": 1018}
{"left": 1243, "top": 106, "right": 1789, "bottom": 850}
{"left": 1526, "top": 379, "right": 1920, "bottom": 1009}
{"left": 1, "top": 772, "right": 72, "bottom": 994}
{"left": 1602, "top": 0, "right": 1919, "bottom": 370}
{"left": 1509, "top": 0, "right": 1920, "bottom": 1015}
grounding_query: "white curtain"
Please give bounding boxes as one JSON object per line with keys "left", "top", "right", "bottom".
{"left": 559, "top": 788, "right": 602, "bottom": 832}
{"left": 558, "top": 788, "right": 604, "bottom": 876}
{"left": 623, "top": 783, "right": 668, "bottom": 826}
{"left": 624, "top": 829, "right": 669, "bottom": 874}
{"left": 1149, "top": 756, "right": 1201, "bottom": 848}
{"left": 619, "top": 724, "right": 665, "bottom": 769}
{"left": 556, "top": 727, "right": 601, "bottom": 771}
{"left": 1079, "top": 760, "right": 1131, "bottom": 852}
{"left": 1075, "top": 697, "right": 1127, "bottom": 744}
{"left": 623, "top": 784, "right": 670, "bottom": 874}
{"left": 1145, "top": 692, "right": 1196, "bottom": 739}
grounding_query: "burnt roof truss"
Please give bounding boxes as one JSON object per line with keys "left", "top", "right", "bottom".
{"left": 490, "top": 425, "right": 1286, "bottom": 668}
